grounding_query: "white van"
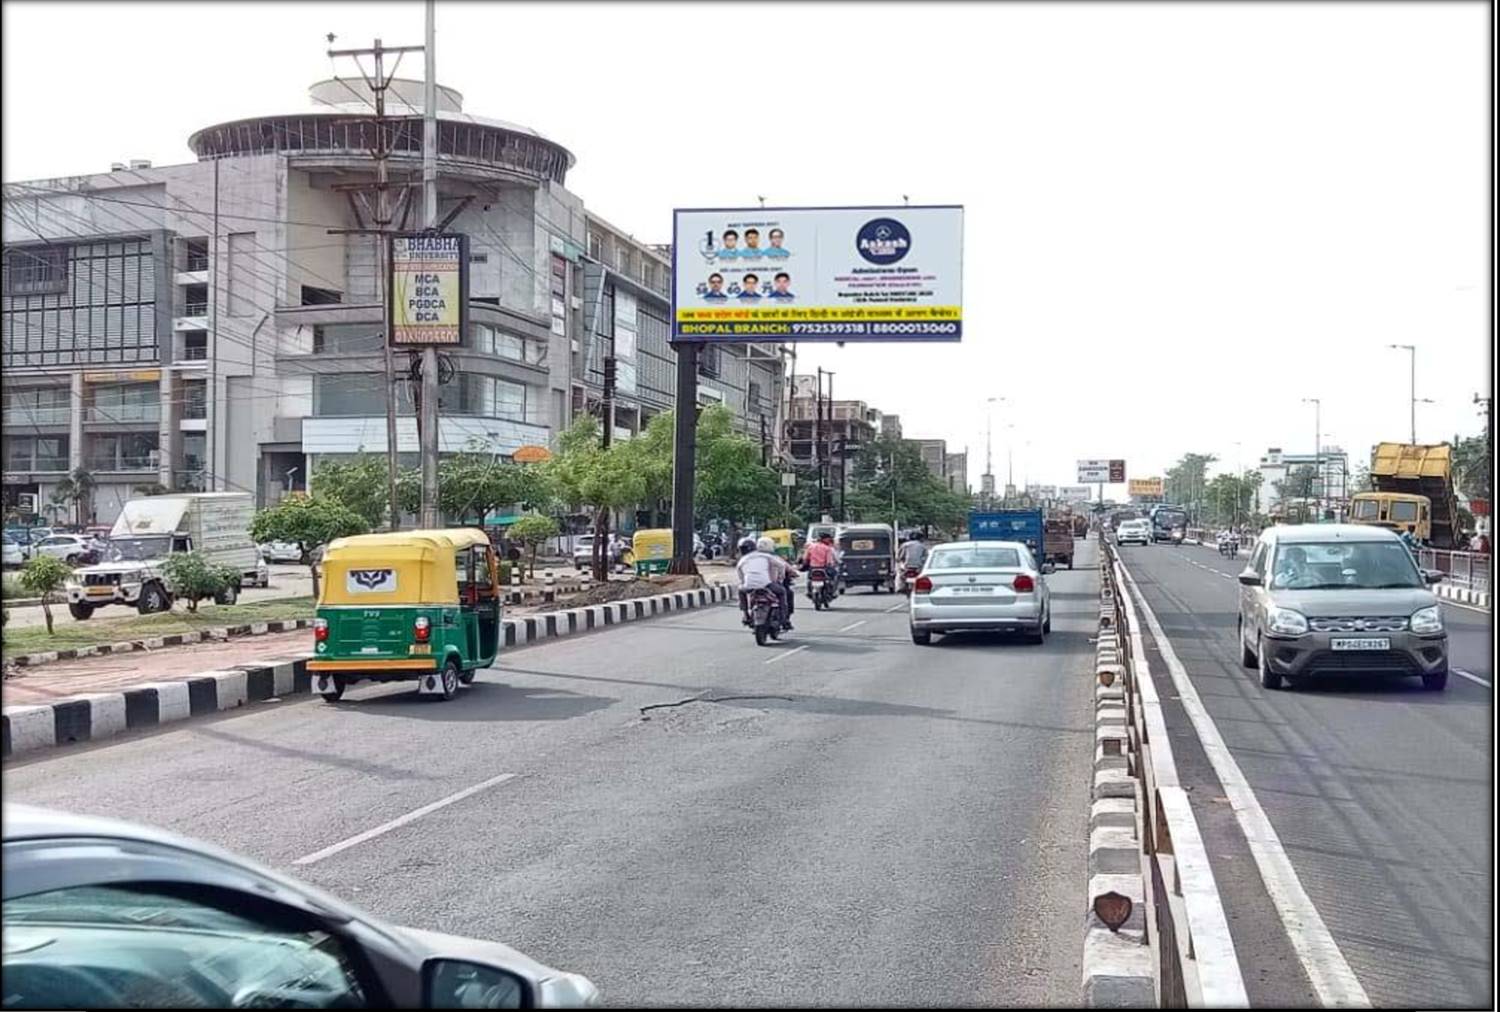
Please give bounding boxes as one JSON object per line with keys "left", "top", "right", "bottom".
{"left": 65, "top": 493, "right": 263, "bottom": 619}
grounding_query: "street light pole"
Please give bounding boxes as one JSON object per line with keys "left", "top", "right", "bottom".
{"left": 1389, "top": 343, "right": 1416, "bottom": 443}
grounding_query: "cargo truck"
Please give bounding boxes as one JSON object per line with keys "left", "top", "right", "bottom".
{"left": 1348, "top": 442, "right": 1459, "bottom": 548}
{"left": 970, "top": 509, "right": 1045, "bottom": 567}
{"left": 65, "top": 493, "right": 262, "bottom": 618}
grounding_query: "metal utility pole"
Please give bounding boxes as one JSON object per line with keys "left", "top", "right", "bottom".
{"left": 1388, "top": 343, "right": 1417, "bottom": 443}
{"left": 1303, "top": 397, "right": 1321, "bottom": 513}
{"left": 418, "top": 0, "right": 441, "bottom": 528}
{"left": 327, "top": 34, "right": 424, "bottom": 531}
{"left": 668, "top": 342, "right": 700, "bottom": 574}
{"left": 209, "top": 159, "right": 220, "bottom": 491}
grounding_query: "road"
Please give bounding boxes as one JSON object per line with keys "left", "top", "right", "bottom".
{"left": 1117, "top": 540, "right": 1492, "bottom": 1009}
{"left": 5, "top": 543, "right": 1103, "bottom": 1005}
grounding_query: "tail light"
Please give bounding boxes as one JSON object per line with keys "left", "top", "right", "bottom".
{"left": 413, "top": 615, "right": 431, "bottom": 643}
{"left": 313, "top": 618, "right": 329, "bottom": 642}
{"left": 914, "top": 575, "right": 933, "bottom": 593}
{"left": 811, "top": 570, "right": 825, "bottom": 580}
{"left": 1013, "top": 574, "right": 1035, "bottom": 592}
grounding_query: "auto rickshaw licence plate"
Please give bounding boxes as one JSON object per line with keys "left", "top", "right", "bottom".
{"left": 851, "top": 539, "right": 875, "bottom": 551}
{"left": 409, "top": 644, "right": 432, "bottom": 654}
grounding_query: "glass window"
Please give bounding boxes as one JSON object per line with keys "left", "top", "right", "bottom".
{"left": 3, "top": 246, "right": 69, "bottom": 296}
{"left": 1270, "top": 540, "right": 1421, "bottom": 590}
{"left": 1351, "top": 499, "right": 1379, "bottom": 520}
{"left": 930, "top": 547, "right": 1022, "bottom": 570}
{"left": 1389, "top": 500, "right": 1419, "bottom": 522}
{"left": 494, "top": 379, "right": 526, "bottom": 420}
{"left": 3, "top": 883, "right": 370, "bottom": 1009}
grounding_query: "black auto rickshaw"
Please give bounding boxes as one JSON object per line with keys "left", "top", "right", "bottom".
{"left": 838, "top": 523, "right": 895, "bottom": 593}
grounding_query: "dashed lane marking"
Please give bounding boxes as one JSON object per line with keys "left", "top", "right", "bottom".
{"left": 764, "top": 644, "right": 810, "bottom": 665}
{"left": 293, "top": 772, "right": 519, "bottom": 866}
{"left": 838, "top": 619, "right": 867, "bottom": 632}
{"left": 1453, "top": 668, "right": 1491, "bottom": 689}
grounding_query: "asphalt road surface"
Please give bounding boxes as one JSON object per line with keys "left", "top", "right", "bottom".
{"left": 1117, "top": 540, "right": 1492, "bottom": 1009}
{"left": 6, "top": 542, "right": 1103, "bottom": 1006}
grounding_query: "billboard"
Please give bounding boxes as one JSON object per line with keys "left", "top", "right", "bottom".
{"left": 389, "top": 233, "right": 468, "bottom": 346}
{"left": 1128, "top": 477, "right": 1164, "bottom": 498}
{"left": 1077, "top": 459, "right": 1126, "bottom": 483}
{"left": 1059, "top": 485, "right": 1092, "bottom": 502}
{"left": 671, "top": 205, "right": 963, "bottom": 342}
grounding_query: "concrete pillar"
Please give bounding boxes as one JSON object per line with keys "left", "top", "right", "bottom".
{"left": 69, "top": 372, "right": 84, "bottom": 471}
{"left": 158, "top": 369, "right": 174, "bottom": 487}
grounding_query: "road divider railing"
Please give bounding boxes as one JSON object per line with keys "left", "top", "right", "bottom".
{"left": 1083, "top": 535, "right": 1247, "bottom": 1007}
{"left": 1415, "top": 547, "right": 1491, "bottom": 601}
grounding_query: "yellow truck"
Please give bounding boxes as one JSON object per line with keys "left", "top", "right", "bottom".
{"left": 1349, "top": 442, "right": 1458, "bottom": 547}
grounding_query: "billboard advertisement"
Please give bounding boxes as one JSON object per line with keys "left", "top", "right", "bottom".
{"left": 389, "top": 233, "right": 468, "bottom": 346}
{"left": 672, "top": 205, "right": 963, "bottom": 342}
{"left": 1128, "top": 477, "right": 1164, "bottom": 498}
{"left": 1059, "top": 485, "right": 1092, "bottom": 502}
{"left": 1078, "top": 459, "right": 1127, "bottom": 483}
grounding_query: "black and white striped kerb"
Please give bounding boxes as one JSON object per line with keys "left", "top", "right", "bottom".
{"left": 1432, "top": 581, "right": 1491, "bottom": 610}
{"left": 3, "top": 583, "right": 732, "bottom": 759}
{"left": 3, "top": 657, "right": 309, "bottom": 759}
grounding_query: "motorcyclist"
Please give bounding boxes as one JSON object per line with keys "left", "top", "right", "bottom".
{"left": 897, "top": 531, "right": 928, "bottom": 590}
{"left": 803, "top": 531, "right": 842, "bottom": 598}
{"left": 736, "top": 536, "right": 794, "bottom": 631}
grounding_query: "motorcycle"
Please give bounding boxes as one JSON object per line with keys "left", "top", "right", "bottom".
{"left": 1218, "top": 536, "right": 1239, "bottom": 559}
{"left": 898, "top": 565, "right": 920, "bottom": 595}
{"left": 747, "top": 587, "right": 784, "bottom": 646}
{"left": 808, "top": 566, "right": 839, "bottom": 610}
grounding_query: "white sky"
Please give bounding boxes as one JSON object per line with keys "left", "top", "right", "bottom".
{"left": 3, "top": 1, "right": 1490, "bottom": 491}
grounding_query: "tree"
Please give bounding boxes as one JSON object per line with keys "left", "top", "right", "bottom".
{"left": 545, "top": 416, "right": 648, "bottom": 581}
{"left": 507, "top": 513, "right": 560, "bottom": 579}
{"left": 160, "top": 552, "right": 240, "bottom": 613}
{"left": 311, "top": 454, "right": 392, "bottom": 530}
{"left": 694, "top": 405, "right": 781, "bottom": 533}
{"left": 18, "top": 554, "right": 72, "bottom": 635}
{"left": 249, "top": 496, "right": 369, "bottom": 597}
{"left": 50, "top": 467, "right": 96, "bottom": 528}
{"left": 1277, "top": 464, "right": 1317, "bottom": 501}
{"left": 1164, "top": 453, "right": 1217, "bottom": 522}
{"left": 841, "top": 435, "right": 970, "bottom": 533}
{"left": 399, "top": 449, "right": 553, "bottom": 527}
{"left": 1454, "top": 432, "right": 1491, "bottom": 502}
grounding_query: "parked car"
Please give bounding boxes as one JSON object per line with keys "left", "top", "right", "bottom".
{"left": 909, "top": 539, "right": 1052, "bottom": 645}
{"left": 2, "top": 804, "right": 600, "bottom": 1008}
{"left": 2, "top": 532, "right": 26, "bottom": 569}
{"left": 1236, "top": 524, "right": 1449, "bottom": 691}
{"left": 572, "top": 534, "right": 595, "bottom": 569}
{"left": 30, "top": 533, "right": 99, "bottom": 566}
{"left": 1115, "top": 519, "right": 1151, "bottom": 546}
{"left": 259, "top": 540, "right": 305, "bottom": 564}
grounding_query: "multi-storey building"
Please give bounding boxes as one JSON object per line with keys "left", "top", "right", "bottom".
{"left": 2, "top": 77, "right": 783, "bottom": 524}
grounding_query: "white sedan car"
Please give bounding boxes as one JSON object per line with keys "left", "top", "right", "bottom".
{"left": 2, "top": 534, "right": 26, "bottom": 568}
{"left": 908, "top": 540, "right": 1052, "bottom": 645}
{"left": 258, "top": 541, "right": 304, "bottom": 563}
{"left": 1115, "top": 519, "right": 1152, "bottom": 546}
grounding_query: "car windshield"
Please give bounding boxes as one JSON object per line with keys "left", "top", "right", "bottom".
{"left": 1155, "top": 512, "right": 1186, "bottom": 526}
{"left": 1269, "top": 540, "right": 1423, "bottom": 590}
{"left": 105, "top": 536, "right": 172, "bottom": 562}
{"left": 929, "top": 547, "right": 1022, "bottom": 570}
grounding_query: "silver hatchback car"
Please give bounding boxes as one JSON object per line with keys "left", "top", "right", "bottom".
{"left": 909, "top": 540, "right": 1052, "bottom": 645}
{"left": 1236, "top": 524, "right": 1449, "bottom": 690}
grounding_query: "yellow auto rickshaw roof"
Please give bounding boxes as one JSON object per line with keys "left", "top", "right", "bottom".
{"left": 633, "top": 528, "right": 673, "bottom": 540}
{"left": 319, "top": 528, "right": 490, "bottom": 606}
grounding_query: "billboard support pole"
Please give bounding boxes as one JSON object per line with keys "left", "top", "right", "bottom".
{"left": 418, "top": 0, "right": 441, "bottom": 528}
{"left": 669, "top": 342, "right": 701, "bottom": 576}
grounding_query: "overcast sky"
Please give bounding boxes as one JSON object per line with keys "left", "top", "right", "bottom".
{"left": 3, "top": 1, "right": 1489, "bottom": 490}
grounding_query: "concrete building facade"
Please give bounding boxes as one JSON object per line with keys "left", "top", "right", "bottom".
{"left": 2, "top": 78, "right": 782, "bottom": 524}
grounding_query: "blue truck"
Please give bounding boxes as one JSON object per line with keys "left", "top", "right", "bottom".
{"left": 968, "top": 509, "right": 1045, "bottom": 566}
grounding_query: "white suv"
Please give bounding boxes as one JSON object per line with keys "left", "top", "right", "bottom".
{"left": 1115, "top": 520, "right": 1151, "bottom": 546}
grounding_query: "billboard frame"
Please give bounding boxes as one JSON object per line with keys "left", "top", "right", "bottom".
{"left": 387, "top": 231, "right": 470, "bottom": 348}
{"left": 670, "top": 204, "right": 963, "bottom": 344}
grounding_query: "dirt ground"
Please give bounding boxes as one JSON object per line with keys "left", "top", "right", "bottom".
{"left": 528, "top": 574, "right": 706, "bottom": 613}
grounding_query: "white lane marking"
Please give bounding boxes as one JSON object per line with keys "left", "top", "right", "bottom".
{"left": 764, "top": 644, "right": 810, "bottom": 665}
{"left": 838, "top": 619, "right": 867, "bottom": 633}
{"left": 293, "top": 773, "right": 518, "bottom": 866}
{"left": 1453, "top": 668, "right": 1491, "bottom": 689}
{"left": 884, "top": 602, "right": 907, "bottom": 613}
{"left": 1117, "top": 561, "right": 1372, "bottom": 1008}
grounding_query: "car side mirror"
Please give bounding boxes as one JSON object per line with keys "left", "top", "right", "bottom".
{"left": 424, "top": 958, "right": 530, "bottom": 1009}
{"left": 1424, "top": 569, "right": 1444, "bottom": 585}
{"left": 1237, "top": 570, "right": 1262, "bottom": 587}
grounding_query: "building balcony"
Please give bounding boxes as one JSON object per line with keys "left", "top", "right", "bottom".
{"left": 175, "top": 268, "right": 209, "bottom": 286}
{"left": 302, "top": 415, "right": 551, "bottom": 457}
{"left": 84, "top": 404, "right": 161, "bottom": 424}
{"left": 86, "top": 456, "right": 157, "bottom": 473}
{"left": 2, "top": 406, "right": 71, "bottom": 426}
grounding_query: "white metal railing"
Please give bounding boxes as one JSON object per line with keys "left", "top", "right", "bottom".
{"left": 1415, "top": 548, "right": 1492, "bottom": 594}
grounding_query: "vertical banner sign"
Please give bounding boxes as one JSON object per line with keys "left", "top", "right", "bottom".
{"left": 389, "top": 233, "right": 469, "bottom": 346}
{"left": 671, "top": 205, "right": 963, "bottom": 342}
{"left": 1109, "top": 460, "right": 1127, "bottom": 483}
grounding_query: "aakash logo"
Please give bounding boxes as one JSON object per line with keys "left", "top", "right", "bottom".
{"left": 856, "top": 218, "right": 912, "bottom": 265}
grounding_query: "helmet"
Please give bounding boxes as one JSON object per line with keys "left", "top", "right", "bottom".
{"left": 739, "top": 538, "right": 757, "bottom": 554}
{"left": 819, "top": 531, "right": 834, "bottom": 541}
{"left": 756, "top": 536, "right": 775, "bottom": 553}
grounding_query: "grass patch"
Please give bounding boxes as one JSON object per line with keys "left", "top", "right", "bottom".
{"left": 2, "top": 597, "right": 315, "bottom": 656}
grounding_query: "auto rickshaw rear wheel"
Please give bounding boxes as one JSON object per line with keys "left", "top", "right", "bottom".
{"left": 320, "top": 676, "right": 345, "bottom": 703}
{"left": 439, "top": 658, "right": 461, "bottom": 700}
